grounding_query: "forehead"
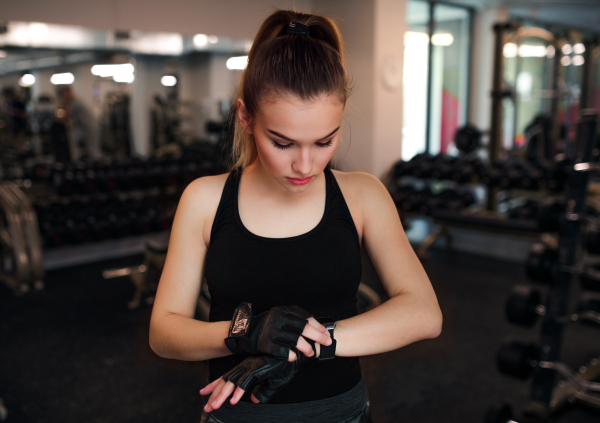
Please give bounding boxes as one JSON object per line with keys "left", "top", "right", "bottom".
{"left": 257, "top": 94, "right": 343, "bottom": 140}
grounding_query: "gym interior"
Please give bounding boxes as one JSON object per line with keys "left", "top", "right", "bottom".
{"left": 1, "top": 0, "right": 600, "bottom": 422}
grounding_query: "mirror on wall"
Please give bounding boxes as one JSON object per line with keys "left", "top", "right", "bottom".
{"left": 0, "top": 21, "right": 250, "bottom": 170}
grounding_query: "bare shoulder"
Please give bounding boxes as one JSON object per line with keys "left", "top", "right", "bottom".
{"left": 177, "top": 172, "right": 230, "bottom": 246}
{"left": 331, "top": 169, "right": 391, "bottom": 207}
{"left": 331, "top": 170, "right": 393, "bottom": 241}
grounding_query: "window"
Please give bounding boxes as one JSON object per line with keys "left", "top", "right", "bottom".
{"left": 402, "top": 1, "right": 473, "bottom": 160}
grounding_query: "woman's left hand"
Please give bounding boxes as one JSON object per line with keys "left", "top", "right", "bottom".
{"left": 200, "top": 377, "right": 260, "bottom": 413}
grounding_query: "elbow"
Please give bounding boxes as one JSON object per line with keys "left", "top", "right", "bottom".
{"left": 426, "top": 310, "right": 443, "bottom": 339}
{"left": 149, "top": 324, "right": 168, "bottom": 358}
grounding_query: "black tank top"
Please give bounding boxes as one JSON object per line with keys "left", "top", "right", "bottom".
{"left": 204, "top": 167, "right": 363, "bottom": 404}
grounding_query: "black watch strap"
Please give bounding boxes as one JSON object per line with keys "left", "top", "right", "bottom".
{"left": 316, "top": 317, "right": 336, "bottom": 360}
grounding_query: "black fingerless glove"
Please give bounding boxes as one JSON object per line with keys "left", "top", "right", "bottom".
{"left": 252, "top": 339, "right": 315, "bottom": 403}
{"left": 224, "top": 302, "right": 313, "bottom": 360}
{"left": 221, "top": 355, "right": 296, "bottom": 403}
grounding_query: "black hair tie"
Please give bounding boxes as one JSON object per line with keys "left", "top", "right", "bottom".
{"left": 287, "top": 21, "right": 310, "bottom": 36}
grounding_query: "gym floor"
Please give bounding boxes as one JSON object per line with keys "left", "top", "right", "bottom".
{"left": 1, "top": 249, "right": 599, "bottom": 423}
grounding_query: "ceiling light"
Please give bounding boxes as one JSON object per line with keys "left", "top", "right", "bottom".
{"left": 226, "top": 56, "right": 248, "bottom": 70}
{"left": 161, "top": 75, "right": 177, "bottom": 86}
{"left": 18, "top": 73, "right": 36, "bottom": 87}
{"left": 194, "top": 34, "right": 208, "bottom": 48}
{"left": 50, "top": 72, "right": 75, "bottom": 85}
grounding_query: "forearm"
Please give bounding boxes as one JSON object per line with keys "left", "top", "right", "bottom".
{"left": 150, "top": 313, "right": 232, "bottom": 361}
{"left": 333, "top": 292, "right": 442, "bottom": 357}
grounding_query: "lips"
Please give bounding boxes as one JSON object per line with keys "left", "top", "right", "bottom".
{"left": 287, "top": 176, "right": 313, "bottom": 185}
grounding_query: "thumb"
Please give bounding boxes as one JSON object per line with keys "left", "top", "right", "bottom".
{"left": 251, "top": 394, "right": 261, "bottom": 403}
{"left": 288, "top": 350, "right": 297, "bottom": 362}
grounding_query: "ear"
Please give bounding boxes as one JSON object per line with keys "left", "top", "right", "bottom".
{"left": 237, "top": 98, "right": 253, "bottom": 135}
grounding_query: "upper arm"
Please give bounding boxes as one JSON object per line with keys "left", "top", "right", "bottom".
{"left": 357, "top": 173, "right": 436, "bottom": 302}
{"left": 150, "top": 175, "right": 224, "bottom": 323}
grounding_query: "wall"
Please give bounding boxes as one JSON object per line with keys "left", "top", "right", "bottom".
{"left": 318, "top": 0, "right": 406, "bottom": 177}
{"left": 2, "top": 0, "right": 313, "bottom": 40}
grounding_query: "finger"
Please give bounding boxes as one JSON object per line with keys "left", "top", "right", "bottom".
{"left": 251, "top": 394, "right": 261, "bottom": 403}
{"left": 295, "top": 336, "right": 315, "bottom": 357}
{"left": 288, "top": 349, "right": 297, "bottom": 362}
{"left": 204, "top": 379, "right": 227, "bottom": 412}
{"left": 199, "top": 378, "right": 221, "bottom": 396}
{"left": 302, "top": 322, "right": 331, "bottom": 346}
{"left": 229, "top": 386, "right": 246, "bottom": 405}
{"left": 211, "top": 381, "right": 237, "bottom": 410}
{"left": 307, "top": 317, "right": 329, "bottom": 333}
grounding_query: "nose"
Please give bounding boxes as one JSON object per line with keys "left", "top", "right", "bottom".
{"left": 291, "top": 146, "right": 312, "bottom": 176}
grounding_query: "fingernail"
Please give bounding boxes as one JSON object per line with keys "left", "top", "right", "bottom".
{"left": 326, "top": 338, "right": 332, "bottom": 346}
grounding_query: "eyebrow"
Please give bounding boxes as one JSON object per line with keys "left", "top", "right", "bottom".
{"left": 267, "top": 126, "right": 340, "bottom": 143}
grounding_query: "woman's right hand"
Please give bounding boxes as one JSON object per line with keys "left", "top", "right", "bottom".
{"left": 289, "top": 316, "right": 331, "bottom": 361}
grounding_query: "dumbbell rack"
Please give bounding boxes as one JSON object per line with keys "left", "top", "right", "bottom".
{"left": 491, "top": 111, "right": 600, "bottom": 422}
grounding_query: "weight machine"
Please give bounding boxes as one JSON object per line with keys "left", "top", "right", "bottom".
{"left": 0, "top": 181, "right": 45, "bottom": 294}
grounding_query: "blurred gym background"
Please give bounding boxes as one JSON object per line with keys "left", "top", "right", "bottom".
{"left": 1, "top": 0, "right": 600, "bottom": 422}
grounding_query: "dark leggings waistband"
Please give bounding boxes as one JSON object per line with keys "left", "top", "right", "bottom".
{"left": 206, "top": 375, "right": 369, "bottom": 423}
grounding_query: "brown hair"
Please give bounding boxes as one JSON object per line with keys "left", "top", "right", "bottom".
{"left": 229, "top": 9, "right": 350, "bottom": 170}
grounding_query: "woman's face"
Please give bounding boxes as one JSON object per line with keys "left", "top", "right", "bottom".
{"left": 239, "top": 93, "right": 344, "bottom": 192}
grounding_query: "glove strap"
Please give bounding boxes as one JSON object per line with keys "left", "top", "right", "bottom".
{"left": 225, "top": 302, "right": 252, "bottom": 354}
{"left": 316, "top": 317, "right": 336, "bottom": 360}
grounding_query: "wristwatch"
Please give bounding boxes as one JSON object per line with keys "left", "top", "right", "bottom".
{"left": 316, "top": 317, "right": 336, "bottom": 360}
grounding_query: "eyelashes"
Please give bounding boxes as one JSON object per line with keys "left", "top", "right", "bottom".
{"left": 271, "top": 139, "right": 333, "bottom": 150}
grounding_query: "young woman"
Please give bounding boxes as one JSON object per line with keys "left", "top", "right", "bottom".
{"left": 149, "top": 9, "right": 442, "bottom": 423}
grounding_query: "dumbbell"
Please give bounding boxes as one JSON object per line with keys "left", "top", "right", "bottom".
{"left": 392, "top": 186, "right": 416, "bottom": 209}
{"left": 505, "top": 284, "right": 600, "bottom": 327}
{"left": 519, "top": 165, "right": 544, "bottom": 190}
{"left": 96, "top": 164, "right": 119, "bottom": 192}
{"left": 505, "top": 285, "right": 544, "bottom": 327}
{"left": 51, "top": 163, "right": 76, "bottom": 195}
{"left": 497, "top": 340, "right": 539, "bottom": 379}
{"left": 41, "top": 221, "right": 67, "bottom": 248}
{"left": 454, "top": 124, "right": 482, "bottom": 154}
{"left": 479, "top": 163, "right": 505, "bottom": 186}
{"left": 125, "top": 162, "right": 145, "bottom": 190}
{"left": 65, "top": 219, "right": 89, "bottom": 244}
{"left": 86, "top": 216, "right": 113, "bottom": 241}
{"left": 431, "top": 156, "right": 458, "bottom": 180}
{"left": 525, "top": 242, "right": 556, "bottom": 282}
{"left": 499, "top": 164, "right": 523, "bottom": 189}
{"left": 450, "top": 158, "right": 481, "bottom": 183}
{"left": 498, "top": 340, "right": 600, "bottom": 401}
{"left": 527, "top": 239, "right": 600, "bottom": 286}
{"left": 392, "top": 154, "right": 427, "bottom": 178}
{"left": 73, "top": 163, "right": 96, "bottom": 194}
{"left": 399, "top": 188, "right": 433, "bottom": 212}
{"left": 536, "top": 199, "right": 564, "bottom": 233}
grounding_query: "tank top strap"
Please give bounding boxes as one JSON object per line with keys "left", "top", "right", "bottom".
{"left": 325, "top": 167, "right": 360, "bottom": 247}
{"left": 209, "top": 169, "right": 240, "bottom": 244}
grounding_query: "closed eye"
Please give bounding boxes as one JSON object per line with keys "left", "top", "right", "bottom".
{"left": 271, "top": 139, "right": 333, "bottom": 150}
